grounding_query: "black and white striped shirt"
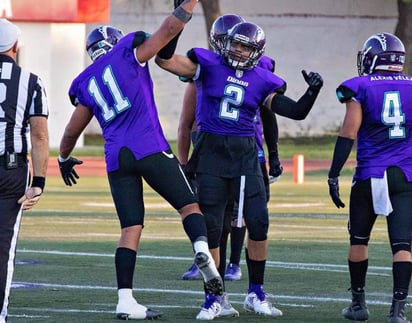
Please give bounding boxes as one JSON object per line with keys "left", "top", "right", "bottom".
{"left": 0, "top": 54, "right": 48, "bottom": 155}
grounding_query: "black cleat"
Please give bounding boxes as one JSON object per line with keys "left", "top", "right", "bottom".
{"left": 388, "top": 299, "right": 410, "bottom": 323}
{"left": 342, "top": 290, "right": 369, "bottom": 321}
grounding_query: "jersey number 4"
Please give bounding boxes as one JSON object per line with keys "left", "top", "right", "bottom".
{"left": 382, "top": 91, "right": 405, "bottom": 139}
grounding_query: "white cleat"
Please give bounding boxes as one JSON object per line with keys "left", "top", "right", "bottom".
{"left": 194, "top": 252, "right": 223, "bottom": 296}
{"left": 219, "top": 292, "right": 239, "bottom": 317}
{"left": 196, "top": 294, "right": 222, "bottom": 320}
{"left": 116, "top": 298, "right": 162, "bottom": 320}
{"left": 244, "top": 292, "right": 283, "bottom": 317}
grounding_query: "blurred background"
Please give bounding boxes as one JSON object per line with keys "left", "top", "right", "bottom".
{"left": 2, "top": 0, "right": 411, "bottom": 147}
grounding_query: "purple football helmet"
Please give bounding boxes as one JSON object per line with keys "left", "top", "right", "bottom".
{"left": 222, "top": 22, "right": 266, "bottom": 70}
{"left": 357, "top": 32, "right": 405, "bottom": 75}
{"left": 86, "top": 26, "right": 124, "bottom": 61}
{"left": 209, "top": 14, "right": 245, "bottom": 54}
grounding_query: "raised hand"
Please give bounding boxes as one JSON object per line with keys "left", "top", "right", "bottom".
{"left": 302, "top": 70, "right": 323, "bottom": 91}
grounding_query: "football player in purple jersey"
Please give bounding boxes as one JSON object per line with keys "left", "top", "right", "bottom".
{"left": 57, "top": 0, "right": 225, "bottom": 320}
{"left": 156, "top": 20, "right": 322, "bottom": 319}
{"left": 328, "top": 32, "right": 412, "bottom": 323}
{"left": 179, "top": 14, "right": 283, "bottom": 318}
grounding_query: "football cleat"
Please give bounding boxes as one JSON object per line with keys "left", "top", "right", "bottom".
{"left": 219, "top": 292, "right": 239, "bottom": 317}
{"left": 116, "top": 298, "right": 162, "bottom": 320}
{"left": 224, "top": 263, "right": 242, "bottom": 281}
{"left": 182, "top": 263, "right": 202, "bottom": 280}
{"left": 342, "top": 290, "right": 369, "bottom": 321}
{"left": 194, "top": 252, "right": 223, "bottom": 296}
{"left": 196, "top": 293, "right": 222, "bottom": 320}
{"left": 388, "top": 299, "right": 410, "bottom": 323}
{"left": 244, "top": 287, "right": 283, "bottom": 317}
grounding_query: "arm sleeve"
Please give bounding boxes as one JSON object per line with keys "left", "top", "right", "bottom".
{"left": 328, "top": 136, "right": 354, "bottom": 178}
{"left": 259, "top": 105, "right": 278, "bottom": 155}
{"left": 270, "top": 87, "right": 320, "bottom": 120}
{"left": 157, "top": 30, "right": 183, "bottom": 59}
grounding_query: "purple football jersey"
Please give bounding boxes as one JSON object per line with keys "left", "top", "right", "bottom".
{"left": 258, "top": 55, "right": 275, "bottom": 72}
{"left": 69, "top": 32, "right": 170, "bottom": 172}
{"left": 337, "top": 73, "right": 412, "bottom": 181}
{"left": 192, "top": 48, "right": 285, "bottom": 137}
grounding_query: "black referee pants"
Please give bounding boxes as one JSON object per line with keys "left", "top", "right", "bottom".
{"left": 0, "top": 161, "right": 29, "bottom": 319}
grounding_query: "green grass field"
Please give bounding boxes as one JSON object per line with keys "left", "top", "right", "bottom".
{"left": 8, "top": 163, "right": 399, "bottom": 323}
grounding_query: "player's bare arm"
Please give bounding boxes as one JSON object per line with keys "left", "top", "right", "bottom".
{"left": 136, "top": 0, "right": 198, "bottom": 63}
{"left": 60, "top": 104, "right": 93, "bottom": 158}
{"left": 178, "top": 81, "right": 197, "bottom": 164}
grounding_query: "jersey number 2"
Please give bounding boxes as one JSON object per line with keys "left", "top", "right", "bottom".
{"left": 220, "top": 84, "right": 244, "bottom": 121}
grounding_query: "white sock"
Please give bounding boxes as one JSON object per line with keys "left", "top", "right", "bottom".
{"left": 118, "top": 288, "right": 134, "bottom": 302}
{"left": 193, "top": 240, "right": 210, "bottom": 255}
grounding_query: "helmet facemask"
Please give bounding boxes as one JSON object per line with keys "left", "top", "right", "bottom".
{"left": 223, "top": 39, "right": 262, "bottom": 70}
{"left": 222, "top": 22, "right": 266, "bottom": 71}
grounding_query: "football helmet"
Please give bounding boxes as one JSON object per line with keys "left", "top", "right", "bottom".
{"left": 86, "top": 26, "right": 124, "bottom": 61}
{"left": 357, "top": 32, "right": 405, "bottom": 75}
{"left": 209, "top": 14, "right": 245, "bottom": 54}
{"left": 222, "top": 22, "right": 266, "bottom": 70}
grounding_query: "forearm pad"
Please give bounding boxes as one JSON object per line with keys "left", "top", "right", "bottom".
{"left": 157, "top": 30, "right": 183, "bottom": 59}
{"left": 328, "top": 136, "right": 354, "bottom": 178}
{"left": 270, "top": 87, "right": 320, "bottom": 120}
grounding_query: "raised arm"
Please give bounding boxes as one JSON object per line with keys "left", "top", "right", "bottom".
{"left": 136, "top": 0, "right": 199, "bottom": 63}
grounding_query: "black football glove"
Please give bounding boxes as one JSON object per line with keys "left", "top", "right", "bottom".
{"left": 268, "top": 156, "right": 283, "bottom": 183}
{"left": 328, "top": 177, "right": 345, "bottom": 208}
{"left": 58, "top": 157, "right": 83, "bottom": 186}
{"left": 302, "top": 70, "right": 323, "bottom": 91}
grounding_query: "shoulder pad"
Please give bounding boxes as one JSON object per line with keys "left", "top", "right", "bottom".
{"left": 336, "top": 85, "right": 356, "bottom": 103}
{"left": 132, "top": 31, "right": 151, "bottom": 48}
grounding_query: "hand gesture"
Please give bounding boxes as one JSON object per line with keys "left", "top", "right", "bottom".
{"left": 58, "top": 156, "right": 83, "bottom": 186}
{"left": 328, "top": 177, "right": 345, "bottom": 208}
{"left": 302, "top": 70, "right": 323, "bottom": 91}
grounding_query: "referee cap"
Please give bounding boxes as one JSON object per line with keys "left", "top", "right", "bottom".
{"left": 0, "top": 19, "right": 21, "bottom": 52}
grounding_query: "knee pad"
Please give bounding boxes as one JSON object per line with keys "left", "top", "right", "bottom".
{"left": 207, "top": 226, "right": 222, "bottom": 249}
{"left": 350, "top": 235, "right": 370, "bottom": 246}
{"left": 246, "top": 217, "right": 268, "bottom": 241}
{"left": 203, "top": 212, "right": 223, "bottom": 249}
{"left": 390, "top": 239, "right": 411, "bottom": 255}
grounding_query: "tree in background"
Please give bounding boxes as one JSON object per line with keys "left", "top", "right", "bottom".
{"left": 197, "top": 0, "right": 411, "bottom": 74}
{"left": 199, "top": 0, "right": 221, "bottom": 49}
{"left": 395, "top": 0, "right": 412, "bottom": 74}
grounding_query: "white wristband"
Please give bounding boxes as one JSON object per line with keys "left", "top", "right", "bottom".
{"left": 58, "top": 155, "right": 70, "bottom": 162}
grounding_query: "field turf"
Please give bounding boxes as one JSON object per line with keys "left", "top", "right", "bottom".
{"left": 9, "top": 166, "right": 397, "bottom": 322}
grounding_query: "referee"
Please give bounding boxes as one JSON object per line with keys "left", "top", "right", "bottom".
{"left": 0, "top": 19, "right": 49, "bottom": 323}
